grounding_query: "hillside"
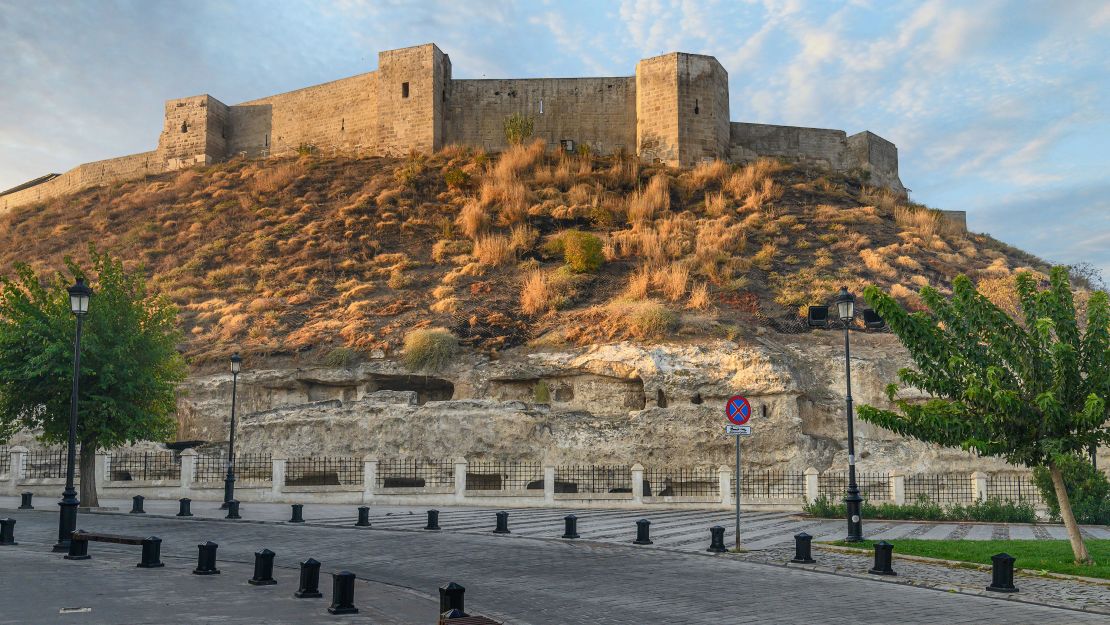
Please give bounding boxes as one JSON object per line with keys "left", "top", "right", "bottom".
{"left": 0, "top": 142, "right": 1051, "bottom": 364}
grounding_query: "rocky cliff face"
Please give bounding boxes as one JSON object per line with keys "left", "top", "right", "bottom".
{"left": 176, "top": 331, "right": 1022, "bottom": 473}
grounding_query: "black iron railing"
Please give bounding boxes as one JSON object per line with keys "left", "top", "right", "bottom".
{"left": 554, "top": 465, "right": 632, "bottom": 494}
{"left": 285, "top": 457, "right": 363, "bottom": 486}
{"left": 465, "top": 461, "right": 543, "bottom": 491}
{"left": 377, "top": 459, "right": 454, "bottom": 489}
{"left": 733, "top": 470, "right": 807, "bottom": 499}
{"left": 986, "top": 473, "right": 1042, "bottom": 504}
{"left": 107, "top": 452, "right": 181, "bottom": 481}
{"left": 646, "top": 467, "right": 720, "bottom": 498}
{"left": 24, "top": 448, "right": 77, "bottom": 479}
{"left": 194, "top": 453, "right": 273, "bottom": 482}
{"left": 905, "top": 473, "right": 973, "bottom": 504}
{"left": 818, "top": 471, "right": 891, "bottom": 501}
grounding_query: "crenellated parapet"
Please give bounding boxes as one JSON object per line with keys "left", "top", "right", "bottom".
{"left": 0, "top": 42, "right": 906, "bottom": 214}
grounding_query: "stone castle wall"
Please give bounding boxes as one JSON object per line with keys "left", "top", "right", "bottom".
{"left": 0, "top": 42, "right": 907, "bottom": 215}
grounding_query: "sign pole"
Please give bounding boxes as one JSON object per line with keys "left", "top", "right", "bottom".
{"left": 735, "top": 434, "right": 741, "bottom": 551}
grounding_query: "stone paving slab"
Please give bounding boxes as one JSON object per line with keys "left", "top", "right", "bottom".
{"left": 3, "top": 504, "right": 1109, "bottom": 624}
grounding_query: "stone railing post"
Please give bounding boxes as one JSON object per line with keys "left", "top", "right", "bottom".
{"left": 272, "top": 457, "right": 287, "bottom": 501}
{"left": 890, "top": 469, "right": 905, "bottom": 505}
{"left": 179, "top": 449, "right": 197, "bottom": 497}
{"left": 362, "top": 456, "right": 377, "bottom": 503}
{"left": 719, "top": 465, "right": 733, "bottom": 507}
{"left": 803, "top": 467, "right": 820, "bottom": 504}
{"left": 631, "top": 463, "right": 645, "bottom": 504}
{"left": 543, "top": 464, "right": 555, "bottom": 504}
{"left": 454, "top": 457, "right": 468, "bottom": 502}
{"left": 10, "top": 446, "right": 28, "bottom": 486}
{"left": 95, "top": 450, "right": 109, "bottom": 484}
{"left": 972, "top": 471, "right": 988, "bottom": 503}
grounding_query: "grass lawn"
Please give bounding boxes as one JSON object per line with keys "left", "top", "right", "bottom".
{"left": 825, "top": 539, "right": 1110, "bottom": 580}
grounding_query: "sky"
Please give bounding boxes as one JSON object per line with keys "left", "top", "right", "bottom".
{"left": 2, "top": 0, "right": 1109, "bottom": 275}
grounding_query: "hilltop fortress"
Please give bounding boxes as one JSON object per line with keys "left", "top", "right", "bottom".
{"left": 1, "top": 43, "right": 905, "bottom": 213}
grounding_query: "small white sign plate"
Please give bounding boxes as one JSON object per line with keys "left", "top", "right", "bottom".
{"left": 725, "top": 425, "right": 752, "bottom": 436}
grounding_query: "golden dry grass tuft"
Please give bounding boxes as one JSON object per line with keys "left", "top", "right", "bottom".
{"left": 473, "top": 234, "right": 515, "bottom": 266}
{"left": 628, "top": 174, "right": 670, "bottom": 224}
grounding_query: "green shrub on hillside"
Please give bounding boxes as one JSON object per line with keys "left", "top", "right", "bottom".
{"left": 803, "top": 495, "right": 1037, "bottom": 523}
{"left": 402, "top": 327, "right": 459, "bottom": 373}
{"left": 561, "top": 230, "right": 604, "bottom": 273}
{"left": 504, "top": 114, "right": 535, "bottom": 145}
{"left": 322, "top": 346, "right": 360, "bottom": 368}
{"left": 444, "top": 168, "right": 471, "bottom": 190}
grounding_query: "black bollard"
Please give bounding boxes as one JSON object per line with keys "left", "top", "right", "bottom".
{"left": 177, "top": 498, "right": 193, "bottom": 517}
{"left": 193, "top": 541, "right": 221, "bottom": 575}
{"left": 791, "top": 532, "right": 815, "bottom": 563}
{"left": 65, "top": 530, "right": 90, "bottom": 560}
{"left": 633, "top": 519, "right": 653, "bottom": 545}
{"left": 138, "top": 536, "right": 164, "bottom": 568}
{"left": 130, "top": 495, "right": 146, "bottom": 514}
{"left": 562, "top": 514, "right": 580, "bottom": 539}
{"left": 707, "top": 526, "right": 727, "bottom": 553}
{"left": 289, "top": 504, "right": 304, "bottom": 523}
{"left": 18, "top": 492, "right": 33, "bottom": 510}
{"left": 868, "top": 541, "right": 896, "bottom": 576}
{"left": 987, "top": 553, "right": 1018, "bottom": 593}
{"left": 424, "top": 510, "right": 440, "bottom": 531}
{"left": 327, "top": 571, "right": 359, "bottom": 615}
{"left": 0, "top": 518, "right": 16, "bottom": 546}
{"left": 249, "top": 548, "right": 277, "bottom": 585}
{"left": 492, "top": 511, "right": 510, "bottom": 534}
{"left": 225, "top": 499, "right": 241, "bottom": 520}
{"left": 439, "top": 582, "right": 467, "bottom": 616}
{"left": 355, "top": 506, "right": 371, "bottom": 527}
{"left": 294, "top": 558, "right": 323, "bottom": 598}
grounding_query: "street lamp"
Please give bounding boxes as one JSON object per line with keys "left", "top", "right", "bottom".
{"left": 834, "top": 286, "right": 865, "bottom": 542}
{"left": 54, "top": 278, "right": 92, "bottom": 552}
{"left": 222, "top": 352, "right": 242, "bottom": 509}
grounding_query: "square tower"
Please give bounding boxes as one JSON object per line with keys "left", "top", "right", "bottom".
{"left": 635, "top": 52, "right": 729, "bottom": 166}
{"left": 376, "top": 43, "right": 451, "bottom": 154}
{"left": 157, "top": 94, "right": 229, "bottom": 170}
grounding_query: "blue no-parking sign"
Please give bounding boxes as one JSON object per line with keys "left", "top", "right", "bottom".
{"left": 726, "top": 395, "right": 751, "bottom": 425}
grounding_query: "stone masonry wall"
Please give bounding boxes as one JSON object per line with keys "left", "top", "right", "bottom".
{"left": 729, "top": 122, "right": 854, "bottom": 170}
{"left": 675, "top": 53, "right": 730, "bottom": 166}
{"left": 635, "top": 54, "right": 679, "bottom": 165}
{"left": 445, "top": 77, "right": 636, "bottom": 154}
{"left": 376, "top": 43, "right": 448, "bottom": 154}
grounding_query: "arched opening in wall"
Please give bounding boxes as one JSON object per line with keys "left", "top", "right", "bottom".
{"left": 367, "top": 373, "right": 453, "bottom": 405}
{"left": 690, "top": 393, "right": 703, "bottom": 405}
{"left": 656, "top": 388, "right": 668, "bottom": 408}
{"left": 401, "top": 82, "right": 409, "bottom": 98}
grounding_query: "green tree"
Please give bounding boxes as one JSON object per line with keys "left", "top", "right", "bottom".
{"left": 859, "top": 267, "right": 1110, "bottom": 565}
{"left": 0, "top": 247, "right": 186, "bottom": 507}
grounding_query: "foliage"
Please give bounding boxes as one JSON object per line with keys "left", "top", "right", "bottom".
{"left": 859, "top": 267, "right": 1110, "bottom": 564}
{"left": 503, "top": 113, "right": 535, "bottom": 146}
{"left": 295, "top": 143, "right": 317, "bottom": 156}
{"left": 444, "top": 167, "right": 471, "bottom": 190}
{"left": 0, "top": 247, "right": 186, "bottom": 505}
{"left": 803, "top": 495, "right": 1036, "bottom": 523}
{"left": 1033, "top": 454, "right": 1110, "bottom": 525}
{"left": 401, "top": 327, "right": 458, "bottom": 373}
{"left": 321, "top": 346, "right": 360, "bottom": 368}
{"left": 533, "top": 380, "right": 551, "bottom": 403}
{"left": 826, "top": 539, "right": 1110, "bottom": 580}
{"left": 560, "top": 230, "right": 604, "bottom": 273}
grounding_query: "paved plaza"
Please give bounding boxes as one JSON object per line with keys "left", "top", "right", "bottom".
{"left": 1, "top": 498, "right": 1108, "bottom": 624}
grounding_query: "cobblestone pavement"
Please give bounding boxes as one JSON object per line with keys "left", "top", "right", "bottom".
{"left": 5, "top": 496, "right": 1105, "bottom": 552}
{"left": 2, "top": 503, "right": 1108, "bottom": 624}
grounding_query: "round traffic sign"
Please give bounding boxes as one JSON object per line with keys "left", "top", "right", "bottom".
{"left": 726, "top": 395, "right": 751, "bottom": 425}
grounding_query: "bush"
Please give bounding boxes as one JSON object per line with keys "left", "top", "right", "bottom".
{"left": 401, "top": 328, "right": 459, "bottom": 373}
{"left": 533, "top": 380, "right": 551, "bottom": 403}
{"left": 322, "top": 346, "right": 360, "bottom": 368}
{"left": 1034, "top": 455, "right": 1110, "bottom": 525}
{"left": 504, "top": 113, "right": 535, "bottom": 145}
{"left": 444, "top": 168, "right": 471, "bottom": 190}
{"left": 803, "top": 495, "right": 1037, "bottom": 523}
{"left": 561, "top": 230, "right": 604, "bottom": 273}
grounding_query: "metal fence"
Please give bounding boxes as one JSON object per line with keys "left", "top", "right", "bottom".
{"left": 905, "top": 473, "right": 973, "bottom": 504}
{"left": 285, "top": 457, "right": 363, "bottom": 486}
{"left": 24, "top": 448, "right": 77, "bottom": 479}
{"left": 377, "top": 459, "right": 454, "bottom": 489}
{"left": 646, "top": 467, "right": 720, "bottom": 498}
{"left": 987, "top": 473, "right": 1043, "bottom": 505}
{"left": 818, "top": 471, "right": 890, "bottom": 501}
{"left": 107, "top": 452, "right": 180, "bottom": 481}
{"left": 0, "top": 446, "right": 9, "bottom": 475}
{"left": 465, "top": 461, "right": 543, "bottom": 491}
{"left": 194, "top": 453, "right": 273, "bottom": 483}
{"left": 733, "top": 470, "right": 807, "bottom": 499}
{"left": 554, "top": 465, "right": 632, "bottom": 494}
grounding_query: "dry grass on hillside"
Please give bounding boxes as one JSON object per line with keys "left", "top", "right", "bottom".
{"left": 0, "top": 143, "right": 1056, "bottom": 363}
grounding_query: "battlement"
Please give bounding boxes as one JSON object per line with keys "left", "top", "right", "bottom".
{"left": 0, "top": 42, "right": 905, "bottom": 214}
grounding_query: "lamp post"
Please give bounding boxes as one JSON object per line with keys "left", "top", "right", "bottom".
{"left": 222, "top": 352, "right": 242, "bottom": 509}
{"left": 54, "top": 278, "right": 92, "bottom": 552}
{"left": 835, "top": 286, "right": 865, "bottom": 542}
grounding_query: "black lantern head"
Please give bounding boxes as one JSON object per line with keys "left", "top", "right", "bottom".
{"left": 68, "top": 278, "right": 92, "bottom": 316}
{"left": 230, "top": 352, "right": 242, "bottom": 375}
{"left": 834, "top": 286, "right": 855, "bottom": 323}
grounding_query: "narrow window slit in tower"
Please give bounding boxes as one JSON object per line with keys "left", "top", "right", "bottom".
{"left": 180, "top": 121, "right": 188, "bottom": 133}
{"left": 401, "top": 82, "right": 409, "bottom": 98}
{"left": 694, "top": 99, "right": 699, "bottom": 114}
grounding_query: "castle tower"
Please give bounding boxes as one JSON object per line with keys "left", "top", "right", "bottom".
{"left": 157, "top": 94, "right": 230, "bottom": 170}
{"left": 376, "top": 43, "right": 451, "bottom": 154}
{"left": 635, "top": 52, "right": 729, "bottom": 166}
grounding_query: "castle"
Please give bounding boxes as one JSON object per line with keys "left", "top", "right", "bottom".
{"left": 0, "top": 43, "right": 905, "bottom": 213}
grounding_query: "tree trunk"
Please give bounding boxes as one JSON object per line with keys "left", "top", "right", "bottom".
{"left": 1049, "top": 463, "right": 1090, "bottom": 565}
{"left": 79, "top": 442, "right": 98, "bottom": 508}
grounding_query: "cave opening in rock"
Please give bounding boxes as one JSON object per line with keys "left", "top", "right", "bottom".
{"left": 367, "top": 374, "right": 454, "bottom": 404}
{"left": 656, "top": 388, "right": 668, "bottom": 408}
